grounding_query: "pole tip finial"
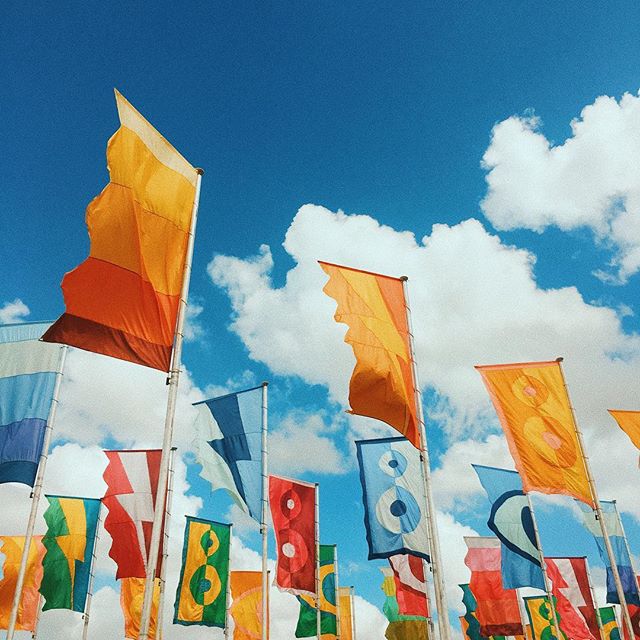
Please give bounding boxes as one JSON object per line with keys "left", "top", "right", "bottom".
{"left": 556, "top": 357, "right": 564, "bottom": 362}
{"left": 261, "top": 380, "right": 269, "bottom": 387}
{"left": 195, "top": 167, "right": 204, "bottom": 176}
{"left": 400, "top": 275, "right": 409, "bottom": 281}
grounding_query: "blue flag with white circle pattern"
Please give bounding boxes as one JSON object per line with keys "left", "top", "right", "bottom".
{"left": 355, "top": 437, "right": 430, "bottom": 561}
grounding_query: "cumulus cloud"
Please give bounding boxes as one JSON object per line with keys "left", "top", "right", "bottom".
{"left": 481, "top": 91, "right": 640, "bottom": 282}
{"left": 0, "top": 299, "right": 30, "bottom": 324}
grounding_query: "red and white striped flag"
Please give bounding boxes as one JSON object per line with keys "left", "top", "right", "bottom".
{"left": 389, "top": 554, "right": 429, "bottom": 618}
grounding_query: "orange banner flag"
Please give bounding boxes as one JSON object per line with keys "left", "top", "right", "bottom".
{"left": 319, "top": 262, "right": 419, "bottom": 448}
{"left": 476, "top": 360, "right": 593, "bottom": 506}
{"left": 121, "top": 577, "right": 160, "bottom": 640}
{"left": 230, "top": 571, "right": 268, "bottom": 640}
{"left": 43, "top": 90, "right": 199, "bottom": 371}
{"left": 338, "top": 587, "right": 354, "bottom": 640}
{"left": 0, "top": 536, "right": 45, "bottom": 631}
{"left": 609, "top": 410, "right": 640, "bottom": 451}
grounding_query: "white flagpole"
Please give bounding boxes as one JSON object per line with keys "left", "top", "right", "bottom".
{"left": 555, "top": 358, "right": 635, "bottom": 640}
{"left": 334, "top": 546, "right": 340, "bottom": 640}
{"left": 350, "top": 586, "right": 356, "bottom": 640}
{"left": 224, "top": 524, "right": 232, "bottom": 640}
{"left": 156, "top": 447, "right": 177, "bottom": 640}
{"left": 584, "top": 556, "right": 607, "bottom": 640}
{"left": 139, "top": 168, "right": 203, "bottom": 639}
{"left": 400, "top": 276, "right": 451, "bottom": 640}
{"left": 261, "top": 382, "right": 269, "bottom": 640}
{"left": 82, "top": 500, "right": 104, "bottom": 640}
{"left": 31, "top": 593, "right": 43, "bottom": 639}
{"left": 315, "top": 483, "right": 321, "bottom": 640}
{"left": 8, "top": 343, "right": 68, "bottom": 640}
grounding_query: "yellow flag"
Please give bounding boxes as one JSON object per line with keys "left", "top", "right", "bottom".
{"left": 0, "top": 536, "right": 45, "bottom": 631}
{"left": 609, "top": 410, "right": 640, "bottom": 450}
{"left": 230, "top": 571, "right": 267, "bottom": 640}
{"left": 339, "top": 587, "right": 354, "bottom": 640}
{"left": 476, "top": 360, "right": 593, "bottom": 506}
{"left": 524, "top": 596, "right": 558, "bottom": 640}
{"left": 121, "top": 577, "right": 160, "bottom": 640}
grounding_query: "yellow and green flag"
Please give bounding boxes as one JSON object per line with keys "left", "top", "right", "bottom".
{"left": 173, "top": 516, "right": 230, "bottom": 628}
{"left": 296, "top": 544, "right": 337, "bottom": 637}
{"left": 39, "top": 495, "right": 101, "bottom": 612}
{"left": 524, "top": 596, "right": 566, "bottom": 640}
{"left": 600, "top": 607, "right": 621, "bottom": 640}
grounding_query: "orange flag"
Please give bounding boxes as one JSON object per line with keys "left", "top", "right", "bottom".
{"left": 43, "top": 90, "right": 199, "bottom": 371}
{"left": 609, "top": 410, "right": 640, "bottom": 451}
{"left": 230, "top": 571, "right": 267, "bottom": 640}
{"left": 121, "top": 577, "right": 160, "bottom": 639}
{"left": 476, "top": 360, "right": 593, "bottom": 506}
{"left": 0, "top": 536, "right": 45, "bottom": 631}
{"left": 319, "top": 262, "right": 419, "bottom": 448}
{"left": 338, "top": 587, "right": 354, "bottom": 640}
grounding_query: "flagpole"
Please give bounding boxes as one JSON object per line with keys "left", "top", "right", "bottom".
{"left": 555, "top": 357, "right": 635, "bottom": 640}
{"left": 401, "top": 276, "right": 451, "bottom": 640}
{"left": 82, "top": 501, "right": 103, "bottom": 640}
{"left": 8, "top": 343, "right": 68, "bottom": 640}
{"left": 138, "top": 168, "right": 203, "bottom": 640}
{"left": 31, "top": 593, "right": 43, "bottom": 639}
{"left": 584, "top": 556, "right": 607, "bottom": 640}
{"left": 156, "top": 447, "right": 177, "bottom": 640}
{"left": 525, "top": 493, "right": 562, "bottom": 640}
{"left": 315, "top": 482, "right": 321, "bottom": 640}
{"left": 334, "top": 546, "right": 341, "bottom": 640}
{"left": 224, "top": 524, "right": 232, "bottom": 640}
{"left": 423, "top": 558, "right": 436, "bottom": 640}
{"left": 350, "top": 586, "right": 356, "bottom": 640}
{"left": 261, "top": 381, "right": 269, "bottom": 640}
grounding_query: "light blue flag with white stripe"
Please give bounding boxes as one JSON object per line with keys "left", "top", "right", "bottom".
{"left": 473, "top": 464, "right": 545, "bottom": 590}
{"left": 0, "top": 322, "right": 61, "bottom": 486}
{"left": 193, "top": 385, "right": 263, "bottom": 521}
{"left": 355, "top": 436, "right": 430, "bottom": 561}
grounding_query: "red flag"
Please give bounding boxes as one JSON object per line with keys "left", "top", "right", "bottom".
{"left": 545, "top": 557, "right": 597, "bottom": 640}
{"left": 389, "top": 554, "right": 429, "bottom": 618}
{"left": 464, "top": 537, "right": 523, "bottom": 637}
{"left": 269, "top": 475, "right": 316, "bottom": 594}
{"left": 102, "top": 450, "right": 164, "bottom": 579}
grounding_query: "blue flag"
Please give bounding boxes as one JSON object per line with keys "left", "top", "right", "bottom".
{"left": 577, "top": 499, "right": 640, "bottom": 606}
{"left": 473, "top": 464, "right": 544, "bottom": 590}
{"left": 355, "top": 437, "right": 430, "bottom": 560}
{"left": 0, "top": 322, "right": 61, "bottom": 486}
{"left": 193, "top": 386, "right": 263, "bottom": 520}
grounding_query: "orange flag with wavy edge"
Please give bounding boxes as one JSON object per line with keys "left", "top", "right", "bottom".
{"left": 230, "top": 571, "right": 268, "bottom": 640}
{"left": 476, "top": 360, "right": 593, "bottom": 506}
{"left": 609, "top": 410, "right": 640, "bottom": 451}
{"left": 338, "top": 587, "right": 354, "bottom": 640}
{"left": 121, "top": 577, "right": 160, "bottom": 639}
{"left": 0, "top": 536, "right": 45, "bottom": 631}
{"left": 319, "top": 262, "right": 419, "bottom": 448}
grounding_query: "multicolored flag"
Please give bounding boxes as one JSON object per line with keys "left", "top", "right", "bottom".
{"left": 576, "top": 500, "right": 640, "bottom": 606}
{"left": 173, "top": 517, "right": 230, "bottom": 627}
{"left": 355, "top": 437, "right": 430, "bottom": 560}
{"left": 193, "top": 386, "right": 262, "bottom": 520}
{"left": 319, "top": 261, "right": 419, "bottom": 448}
{"left": 0, "top": 535, "right": 45, "bottom": 631}
{"left": 0, "top": 322, "right": 61, "bottom": 486}
{"left": 545, "top": 557, "right": 598, "bottom": 640}
{"left": 381, "top": 567, "right": 428, "bottom": 639}
{"left": 42, "top": 89, "right": 199, "bottom": 371}
{"left": 269, "top": 475, "right": 316, "bottom": 594}
{"left": 389, "top": 554, "right": 429, "bottom": 618}
{"left": 338, "top": 587, "right": 354, "bottom": 640}
{"left": 121, "top": 576, "right": 160, "bottom": 640}
{"left": 295, "top": 544, "right": 337, "bottom": 637}
{"left": 102, "top": 449, "right": 164, "bottom": 579}
{"left": 39, "top": 495, "right": 101, "bottom": 612}
{"left": 600, "top": 606, "right": 621, "bottom": 640}
{"left": 460, "top": 583, "right": 485, "bottom": 640}
{"left": 609, "top": 410, "right": 640, "bottom": 452}
{"left": 473, "top": 464, "right": 544, "bottom": 590}
{"left": 230, "top": 571, "right": 267, "bottom": 640}
{"left": 524, "top": 596, "right": 566, "bottom": 640}
{"left": 475, "top": 360, "right": 593, "bottom": 506}
{"left": 464, "top": 537, "right": 523, "bottom": 637}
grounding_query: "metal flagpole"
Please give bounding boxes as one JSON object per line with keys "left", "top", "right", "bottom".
{"left": 224, "top": 523, "right": 233, "bottom": 640}
{"left": 422, "top": 558, "right": 435, "bottom": 639}
{"left": 82, "top": 500, "right": 104, "bottom": 640}
{"left": 613, "top": 500, "right": 640, "bottom": 635}
{"left": 401, "top": 276, "right": 451, "bottom": 640}
{"left": 350, "top": 586, "right": 356, "bottom": 640}
{"left": 139, "top": 168, "right": 203, "bottom": 639}
{"left": 8, "top": 343, "right": 68, "bottom": 640}
{"left": 334, "top": 546, "right": 340, "bottom": 640}
{"left": 584, "top": 556, "right": 607, "bottom": 640}
{"left": 315, "top": 483, "right": 321, "bottom": 640}
{"left": 156, "top": 447, "right": 177, "bottom": 640}
{"left": 555, "top": 357, "right": 635, "bottom": 640}
{"left": 261, "top": 382, "right": 269, "bottom": 640}
{"left": 525, "top": 493, "right": 562, "bottom": 640}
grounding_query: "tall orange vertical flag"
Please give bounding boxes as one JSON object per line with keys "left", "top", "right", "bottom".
{"left": 42, "top": 90, "right": 198, "bottom": 371}
{"left": 476, "top": 360, "right": 593, "bottom": 506}
{"left": 319, "top": 262, "right": 419, "bottom": 448}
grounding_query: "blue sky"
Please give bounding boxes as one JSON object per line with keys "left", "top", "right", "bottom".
{"left": 3, "top": 2, "right": 640, "bottom": 638}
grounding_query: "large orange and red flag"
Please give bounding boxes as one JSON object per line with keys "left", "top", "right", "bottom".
{"left": 319, "top": 262, "right": 419, "bottom": 448}
{"left": 42, "top": 90, "right": 198, "bottom": 371}
{"left": 476, "top": 360, "right": 593, "bottom": 506}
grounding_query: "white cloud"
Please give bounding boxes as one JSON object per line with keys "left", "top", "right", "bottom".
{"left": 0, "top": 299, "right": 30, "bottom": 324}
{"left": 481, "top": 91, "right": 640, "bottom": 282}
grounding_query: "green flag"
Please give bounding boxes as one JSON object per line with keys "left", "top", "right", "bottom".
{"left": 295, "top": 544, "right": 337, "bottom": 637}
{"left": 600, "top": 607, "right": 621, "bottom": 640}
{"left": 173, "top": 517, "right": 231, "bottom": 628}
{"left": 39, "top": 496, "right": 101, "bottom": 612}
